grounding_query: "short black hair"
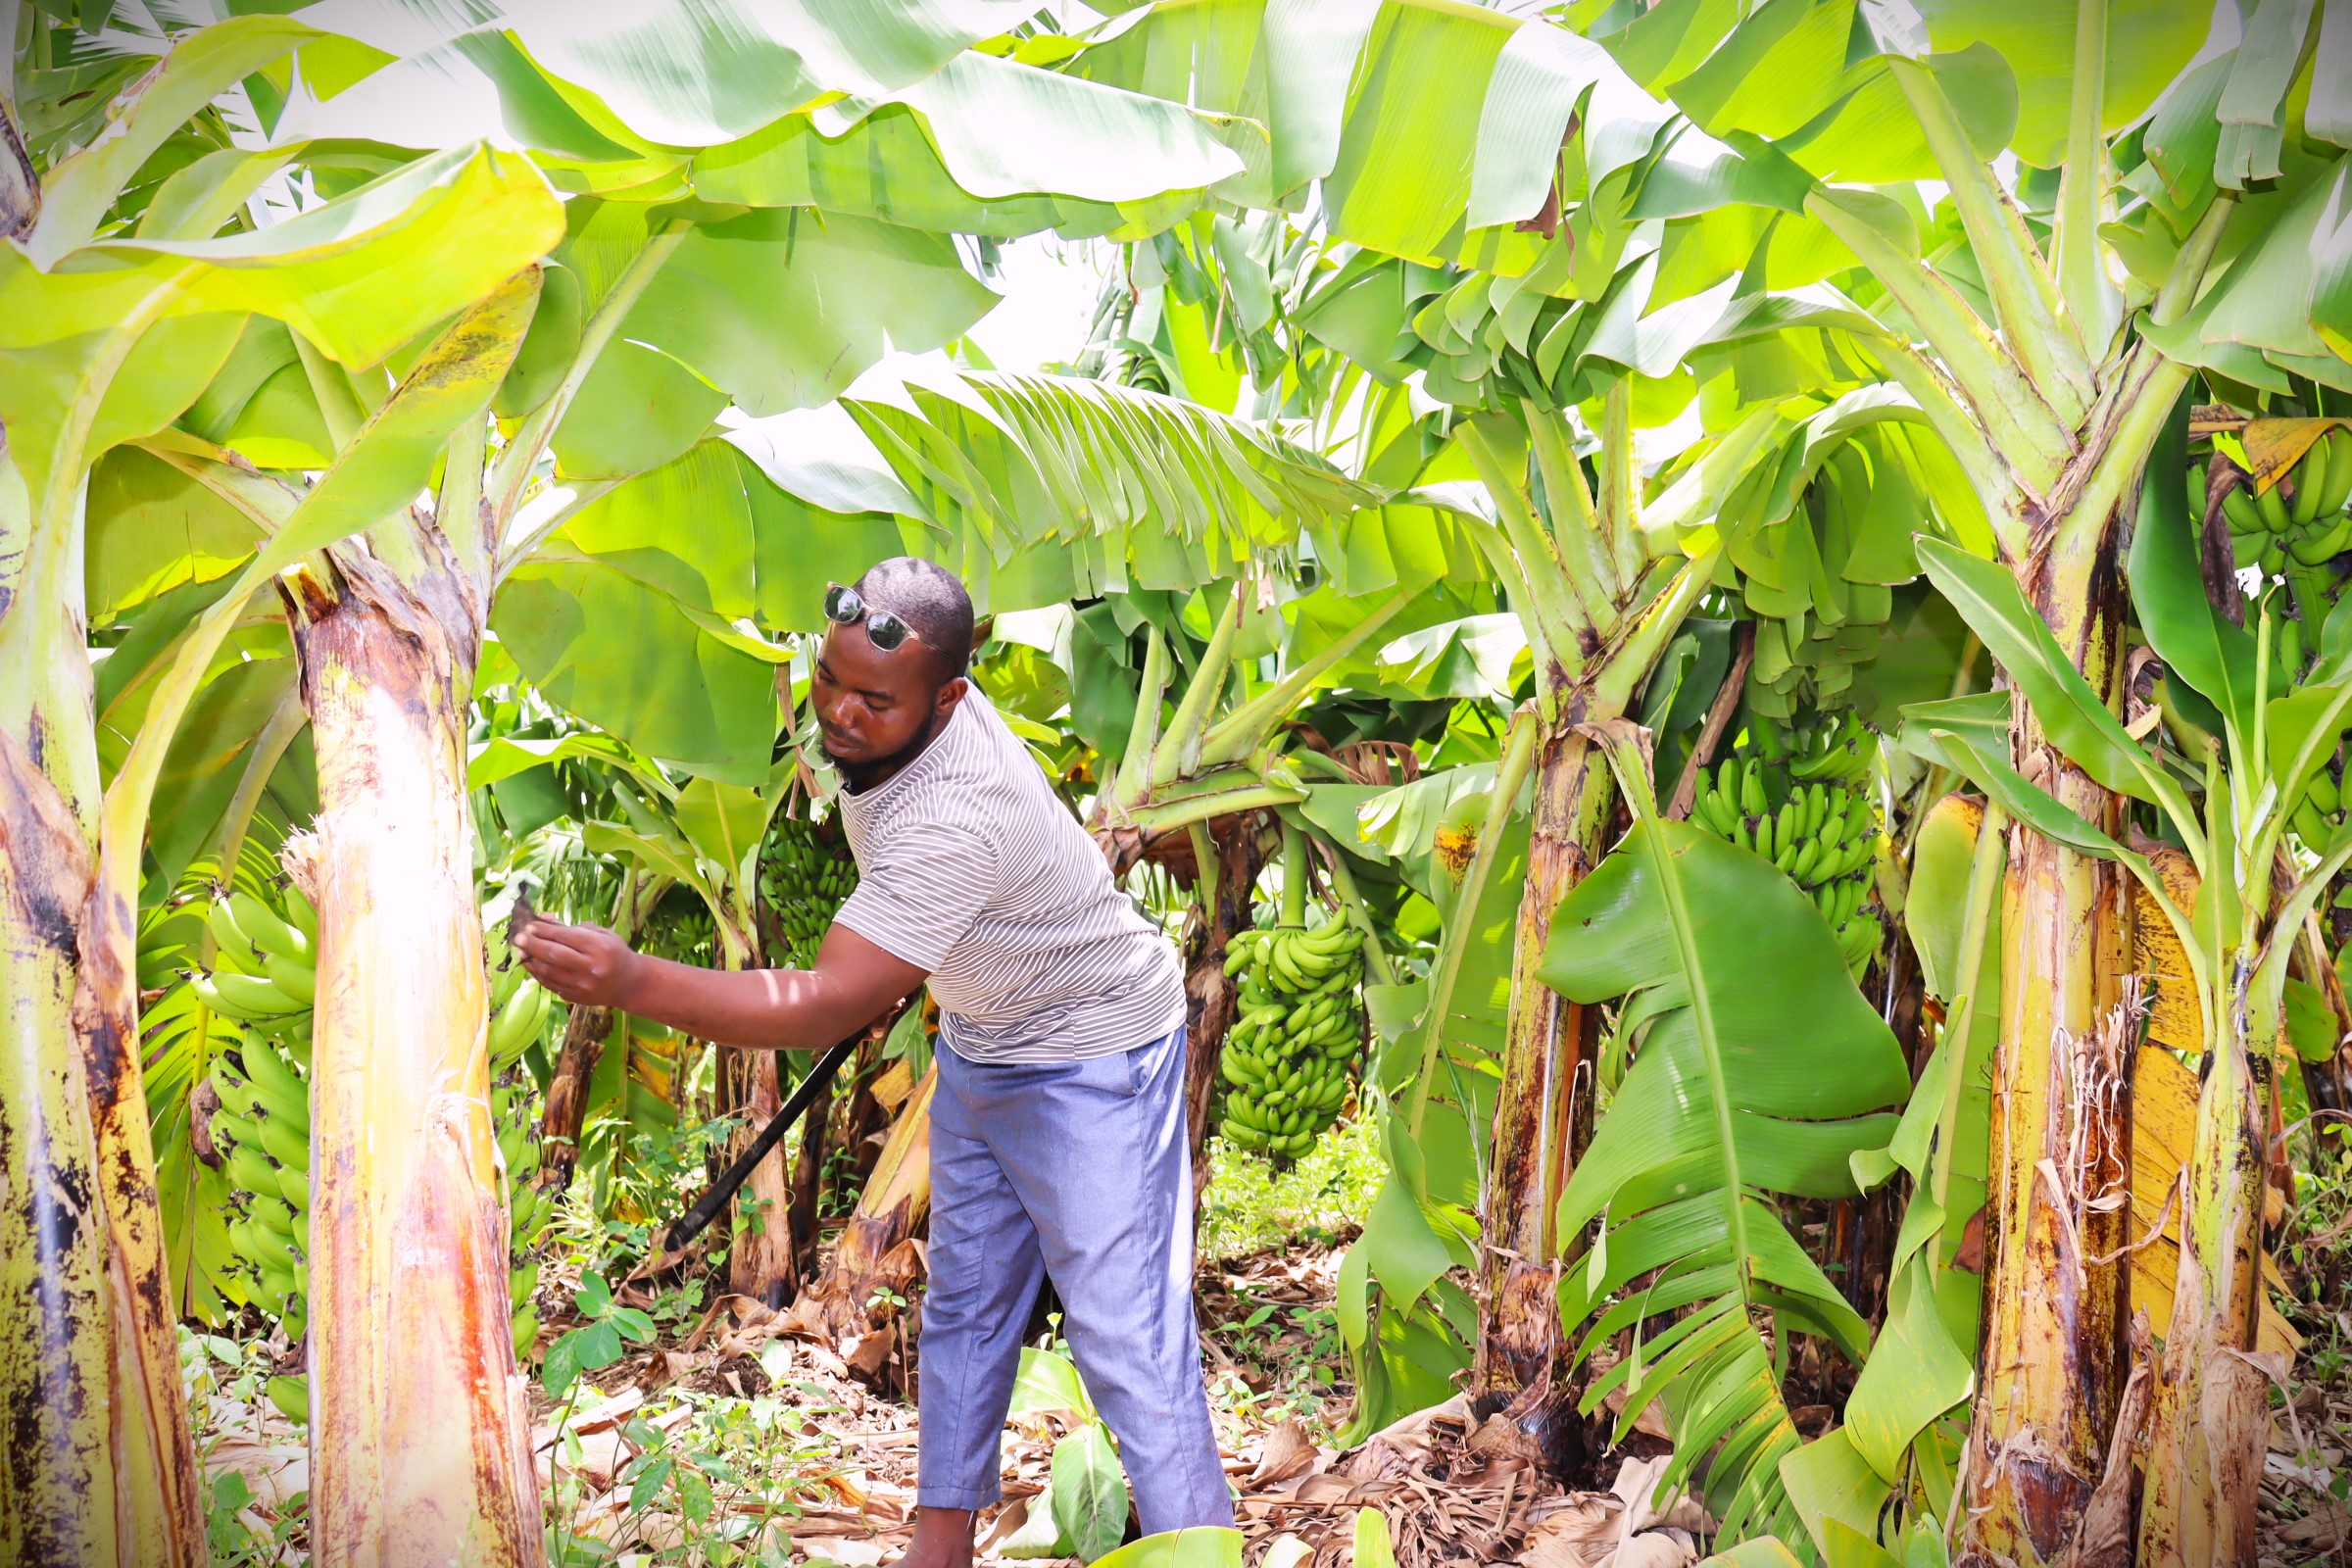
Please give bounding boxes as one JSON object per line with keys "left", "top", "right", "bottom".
{"left": 854, "top": 557, "right": 974, "bottom": 685}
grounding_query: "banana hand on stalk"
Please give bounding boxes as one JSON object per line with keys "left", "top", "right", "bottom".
{"left": 2215, "top": 429, "right": 2352, "bottom": 580}
{"left": 1688, "top": 727, "right": 1886, "bottom": 976}
{"left": 1216, "top": 916, "right": 1365, "bottom": 1161}
{"left": 202, "top": 879, "right": 560, "bottom": 1385}
{"left": 758, "top": 816, "right": 858, "bottom": 968}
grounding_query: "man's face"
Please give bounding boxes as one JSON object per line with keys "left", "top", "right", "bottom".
{"left": 811, "top": 619, "right": 952, "bottom": 768}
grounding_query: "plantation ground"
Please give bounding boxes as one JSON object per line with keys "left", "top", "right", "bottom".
{"left": 183, "top": 1117, "right": 2352, "bottom": 1568}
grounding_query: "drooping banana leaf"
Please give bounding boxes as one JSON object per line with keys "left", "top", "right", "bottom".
{"left": 1541, "top": 734, "right": 1911, "bottom": 1549}
{"left": 845, "top": 370, "right": 1480, "bottom": 610}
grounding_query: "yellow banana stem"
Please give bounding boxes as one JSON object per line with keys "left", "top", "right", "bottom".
{"left": 286, "top": 558, "right": 542, "bottom": 1568}
{"left": 0, "top": 284, "right": 209, "bottom": 1567}
{"left": 2136, "top": 954, "right": 2276, "bottom": 1568}
{"left": 1960, "top": 576, "right": 2133, "bottom": 1565}
{"left": 0, "top": 727, "right": 129, "bottom": 1563}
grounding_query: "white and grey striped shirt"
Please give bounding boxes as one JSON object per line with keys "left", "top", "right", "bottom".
{"left": 831, "top": 692, "right": 1186, "bottom": 1065}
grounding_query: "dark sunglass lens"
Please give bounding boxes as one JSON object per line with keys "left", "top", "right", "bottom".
{"left": 824, "top": 584, "right": 861, "bottom": 623}
{"left": 865, "top": 612, "right": 908, "bottom": 650}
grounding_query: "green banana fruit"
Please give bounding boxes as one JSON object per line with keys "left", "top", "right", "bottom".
{"left": 1215, "top": 915, "right": 1364, "bottom": 1160}
{"left": 2223, "top": 486, "right": 2263, "bottom": 534}
{"left": 1689, "top": 730, "right": 1883, "bottom": 977}
{"left": 2258, "top": 482, "right": 2292, "bottom": 533}
{"left": 2292, "top": 437, "right": 2328, "bottom": 526}
{"left": 231, "top": 891, "right": 310, "bottom": 963}
{"left": 759, "top": 815, "right": 860, "bottom": 968}
{"left": 193, "top": 970, "right": 306, "bottom": 1022}
{"left": 2314, "top": 428, "right": 2352, "bottom": 516}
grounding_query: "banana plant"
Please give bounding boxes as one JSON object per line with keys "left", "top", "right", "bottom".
{"left": 1066, "top": 0, "right": 1936, "bottom": 1453}
{"left": 578, "top": 758, "right": 820, "bottom": 1302}
{"left": 1899, "top": 388, "right": 2352, "bottom": 1562}
{"left": 8, "top": 5, "right": 1257, "bottom": 1557}
{"left": 0, "top": 18, "right": 571, "bottom": 1554}
{"left": 1566, "top": 2, "right": 2350, "bottom": 1550}
{"left": 1538, "top": 719, "right": 1911, "bottom": 1552}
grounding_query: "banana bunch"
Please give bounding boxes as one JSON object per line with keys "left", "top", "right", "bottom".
{"left": 212, "top": 1026, "right": 315, "bottom": 1337}
{"left": 202, "top": 883, "right": 560, "bottom": 1396}
{"left": 642, "top": 898, "right": 716, "bottom": 966}
{"left": 2214, "top": 428, "right": 2352, "bottom": 581}
{"left": 1782, "top": 710, "right": 1876, "bottom": 782}
{"left": 487, "top": 941, "right": 557, "bottom": 1360}
{"left": 1689, "top": 738, "right": 1885, "bottom": 974}
{"left": 757, "top": 815, "right": 858, "bottom": 968}
{"left": 2292, "top": 765, "right": 2346, "bottom": 856}
{"left": 199, "top": 885, "right": 319, "bottom": 1342}
{"left": 1215, "top": 917, "right": 1365, "bottom": 1160}
{"left": 190, "top": 885, "right": 318, "bottom": 1027}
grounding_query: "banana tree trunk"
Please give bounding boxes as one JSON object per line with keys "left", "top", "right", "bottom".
{"left": 0, "top": 733, "right": 124, "bottom": 1565}
{"left": 2136, "top": 956, "right": 2272, "bottom": 1568}
{"left": 536, "top": 1000, "right": 612, "bottom": 1193}
{"left": 1471, "top": 724, "right": 1614, "bottom": 1474}
{"left": 284, "top": 552, "right": 542, "bottom": 1568}
{"left": 1181, "top": 812, "right": 1269, "bottom": 1198}
{"left": 782, "top": 1064, "right": 937, "bottom": 1386}
{"left": 725, "top": 1042, "right": 799, "bottom": 1308}
{"left": 1961, "top": 580, "right": 2133, "bottom": 1567}
{"left": 1, "top": 498, "right": 203, "bottom": 1565}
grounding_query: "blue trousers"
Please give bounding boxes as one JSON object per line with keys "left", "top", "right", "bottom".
{"left": 917, "top": 1025, "right": 1234, "bottom": 1534}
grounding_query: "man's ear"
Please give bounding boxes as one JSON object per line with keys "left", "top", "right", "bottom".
{"left": 935, "top": 675, "right": 970, "bottom": 717}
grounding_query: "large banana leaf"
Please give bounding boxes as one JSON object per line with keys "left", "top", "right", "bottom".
{"left": 284, "top": 18, "right": 1244, "bottom": 228}
{"left": 844, "top": 370, "right": 1478, "bottom": 610}
{"left": 298, "top": 0, "right": 1038, "bottom": 148}
{"left": 1071, "top": 0, "right": 1808, "bottom": 279}
{"left": 532, "top": 198, "right": 998, "bottom": 483}
{"left": 1540, "top": 765, "right": 1909, "bottom": 1548}
{"left": 0, "top": 140, "right": 559, "bottom": 510}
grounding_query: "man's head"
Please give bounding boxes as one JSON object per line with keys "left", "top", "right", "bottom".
{"left": 811, "top": 558, "right": 975, "bottom": 782}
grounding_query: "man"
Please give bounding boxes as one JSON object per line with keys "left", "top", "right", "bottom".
{"left": 514, "top": 558, "right": 1234, "bottom": 1565}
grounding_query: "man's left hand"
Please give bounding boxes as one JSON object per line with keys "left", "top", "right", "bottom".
{"left": 513, "top": 920, "right": 643, "bottom": 1009}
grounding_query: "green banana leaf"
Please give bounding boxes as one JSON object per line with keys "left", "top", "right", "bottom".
{"left": 1540, "top": 805, "right": 1911, "bottom": 1548}
{"left": 299, "top": 0, "right": 1036, "bottom": 150}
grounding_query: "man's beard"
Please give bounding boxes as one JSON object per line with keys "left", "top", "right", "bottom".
{"left": 826, "top": 706, "right": 946, "bottom": 791}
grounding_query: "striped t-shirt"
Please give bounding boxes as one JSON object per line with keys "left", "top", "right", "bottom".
{"left": 830, "top": 692, "right": 1186, "bottom": 1064}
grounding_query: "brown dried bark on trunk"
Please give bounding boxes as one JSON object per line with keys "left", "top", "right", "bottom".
{"left": 1470, "top": 727, "right": 1614, "bottom": 1479}
{"left": 782, "top": 1064, "right": 937, "bottom": 1387}
{"left": 1182, "top": 811, "right": 1269, "bottom": 1199}
{"left": 536, "top": 1001, "right": 612, "bottom": 1193}
{"left": 1958, "top": 561, "right": 2133, "bottom": 1568}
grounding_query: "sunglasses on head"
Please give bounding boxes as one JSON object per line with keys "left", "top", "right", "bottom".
{"left": 823, "top": 583, "right": 923, "bottom": 652}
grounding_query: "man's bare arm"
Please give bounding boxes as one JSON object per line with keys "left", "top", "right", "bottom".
{"left": 512, "top": 918, "right": 924, "bottom": 1050}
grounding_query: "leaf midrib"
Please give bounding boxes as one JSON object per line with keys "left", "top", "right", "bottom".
{"left": 1640, "top": 823, "right": 1752, "bottom": 1294}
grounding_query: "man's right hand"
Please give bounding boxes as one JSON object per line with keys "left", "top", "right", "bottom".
{"left": 513, "top": 920, "right": 644, "bottom": 1009}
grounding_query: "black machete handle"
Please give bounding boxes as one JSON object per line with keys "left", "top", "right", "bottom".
{"left": 659, "top": 1036, "right": 858, "bottom": 1254}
